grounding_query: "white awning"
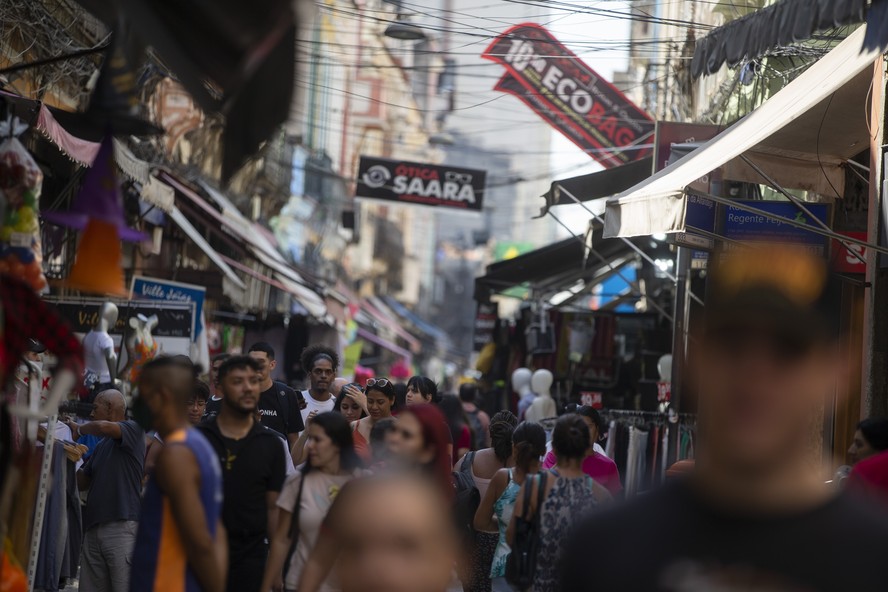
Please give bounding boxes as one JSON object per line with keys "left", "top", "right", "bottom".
{"left": 604, "top": 26, "right": 881, "bottom": 238}
{"left": 169, "top": 206, "right": 246, "bottom": 290}
{"left": 274, "top": 272, "right": 329, "bottom": 321}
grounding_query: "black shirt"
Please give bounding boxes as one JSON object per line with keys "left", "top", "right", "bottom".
{"left": 197, "top": 417, "right": 286, "bottom": 554}
{"left": 560, "top": 479, "right": 888, "bottom": 592}
{"left": 257, "top": 381, "right": 305, "bottom": 437}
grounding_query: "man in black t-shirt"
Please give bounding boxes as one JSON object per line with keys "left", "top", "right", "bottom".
{"left": 561, "top": 247, "right": 888, "bottom": 592}
{"left": 197, "top": 355, "right": 286, "bottom": 592}
{"left": 248, "top": 342, "right": 305, "bottom": 448}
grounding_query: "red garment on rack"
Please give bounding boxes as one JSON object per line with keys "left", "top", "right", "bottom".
{"left": 0, "top": 274, "right": 83, "bottom": 383}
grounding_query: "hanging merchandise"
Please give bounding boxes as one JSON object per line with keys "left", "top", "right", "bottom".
{"left": 42, "top": 133, "right": 146, "bottom": 297}
{"left": 0, "top": 117, "right": 48, "bottom": 292}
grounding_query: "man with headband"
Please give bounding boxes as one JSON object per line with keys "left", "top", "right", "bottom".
{"left": 299, "top": 345, "right": 341, "bottom": 427}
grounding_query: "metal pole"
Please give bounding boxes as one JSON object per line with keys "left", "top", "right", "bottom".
{"left": 668, "top": 247, "right": 691, "bottom": 465}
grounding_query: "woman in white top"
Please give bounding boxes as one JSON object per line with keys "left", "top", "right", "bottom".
{"left": 261, "top": 412, "right": 363, "bottom": 592}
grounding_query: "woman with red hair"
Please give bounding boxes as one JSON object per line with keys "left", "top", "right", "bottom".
{"left": 296, "top": 404, "right": 460, "bottom": 592}
{"left": 387, "top": 403, "right": 454, "bottom": 496}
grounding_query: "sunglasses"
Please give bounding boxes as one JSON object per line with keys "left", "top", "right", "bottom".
{"left": 366, "top": 378, "right": 391, "bottom": 388}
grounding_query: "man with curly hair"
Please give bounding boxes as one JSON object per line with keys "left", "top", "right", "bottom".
{"left": 299, "top": 344, "right": 340, "bottom": 427}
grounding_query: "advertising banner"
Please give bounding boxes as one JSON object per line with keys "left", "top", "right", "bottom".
{"left": 131, "top": 276, "right": 206, "bottom": 341}
{"left": 356, "top": 157, "right": 486, "bottom": 211}
{"left": 483, "top": 23, "right": 654, "bottom": 168}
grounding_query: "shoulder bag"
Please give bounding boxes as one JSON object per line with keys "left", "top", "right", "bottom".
{"left": 505, "top": 470, "right": 548, "bottom": 591}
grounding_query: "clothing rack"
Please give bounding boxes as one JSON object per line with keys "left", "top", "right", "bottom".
{"left": 601, "top": 410, "right": 697, "bottom": 496}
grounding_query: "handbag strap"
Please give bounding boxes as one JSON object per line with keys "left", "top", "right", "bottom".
{"left": 282, "top": 470, "right": 308, "bottom": 580}
{"left": 460, "top": 450, "right": 476, "bottom": 475}
{"left": 523, "top": 471, "right": 549, "bottom": 522}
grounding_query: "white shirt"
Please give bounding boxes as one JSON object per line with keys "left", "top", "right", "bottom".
{"left": 300, "top": 390, "right": 336, "bottom": 426}
{"left": 82, "top": 330, "right": 114, "bottom": 383}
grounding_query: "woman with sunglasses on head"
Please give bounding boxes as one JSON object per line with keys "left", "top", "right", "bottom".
{"left": 351, "top": 378, "right": 396, "bottom": 463}
{"left": 261, "top": 412, "right": 363, "bottom": 592}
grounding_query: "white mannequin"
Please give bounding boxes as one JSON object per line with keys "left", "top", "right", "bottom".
{"left": 513, "top": 367, "right": 535, "bottom": 419}
{"left": 83, "top": 302, "right": 118, "bottom": 390}
{"left": 526, "top": 369, "right": 556, "bottom": 422}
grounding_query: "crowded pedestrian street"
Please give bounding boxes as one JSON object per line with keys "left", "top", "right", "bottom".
{"left": 6, "top": 1, "right": 888, "bottom": 591}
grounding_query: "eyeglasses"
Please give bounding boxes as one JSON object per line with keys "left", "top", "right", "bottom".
{"left": 366, "top": 378, "right": 391, "bottom": 388}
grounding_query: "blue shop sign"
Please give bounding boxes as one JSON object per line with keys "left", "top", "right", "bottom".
{"left": 131, "top": 276, "right": 205, "bottom": 340}
{"left": 685, "top": 193, "right": 716, "bottom": 234}
{"left": 723, "top": 200, "right": 829, "bottom": 254}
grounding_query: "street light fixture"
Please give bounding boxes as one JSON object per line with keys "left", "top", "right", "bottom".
{"left": 384, "top": 20, "right": 427, "bottom": 41}
{"left": 429, "top": 131, "right": 454, "bottom": 146}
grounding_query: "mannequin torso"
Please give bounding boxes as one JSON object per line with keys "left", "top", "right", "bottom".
{"left": 525, "top": 369, "right": 556, "bottom": 422}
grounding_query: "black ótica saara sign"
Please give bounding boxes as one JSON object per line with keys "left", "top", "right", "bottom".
{"left": 356, "top": 157, "right": 486, "bottom": 211}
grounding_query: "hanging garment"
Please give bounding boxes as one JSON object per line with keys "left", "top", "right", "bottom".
{"left": 625, "top": 427, "right": 638, "bottom": 495}
{"left": 634, "top": 429, "right": 649, "bottom": 494}
{"left": 605, "top": 420, "right": 616, "bottom": 459}
{"left": 660, "top": 426, "right": 669, "bottom": 482}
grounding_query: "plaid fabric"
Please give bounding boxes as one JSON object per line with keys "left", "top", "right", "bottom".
{"left": 1, "top": 274, "right": 84, "bottom": 383}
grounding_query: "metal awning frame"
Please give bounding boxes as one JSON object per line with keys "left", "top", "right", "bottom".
{"left": 546, "top": 209, "right": 674, "bottom": 323}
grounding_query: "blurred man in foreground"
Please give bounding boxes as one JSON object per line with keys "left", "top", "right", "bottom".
{"left": 130, "top": 357, "right": 226, "bottom": 592}
{"left": 561, "top": 246, "right": 888, "bottom": 591}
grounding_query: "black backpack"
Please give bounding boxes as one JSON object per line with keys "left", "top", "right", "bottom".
{"left": 452, "top": 451, "right": 480, "bottom": 544}
{"left": 506, "top": 471, "right": 549, "bottom": 591}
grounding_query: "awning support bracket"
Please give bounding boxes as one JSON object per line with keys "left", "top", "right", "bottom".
{"left": 547, "top": 210, "right": 674, "bottom": 323}
{"left": 739, "top": 154, "right": 868, "bottom": 266}
{"left": 557, "top": 185, "right": 705, "bottom": 307}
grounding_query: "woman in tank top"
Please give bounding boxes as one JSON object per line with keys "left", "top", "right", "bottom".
{"left": 475, "top": 421, "right": 547, "bottom": 592}
{"left": 455, "top": 411, "right": 518, "bottom": 592}
{"left": 508, "top": 414, "right": 611, "bottom": 592}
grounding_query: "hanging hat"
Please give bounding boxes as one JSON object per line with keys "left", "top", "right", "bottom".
{"left": 42, "top": 133, "right": 146, "bottom": 242}
{"left": 63, "top": 218, "right": 127, "bottom": 297}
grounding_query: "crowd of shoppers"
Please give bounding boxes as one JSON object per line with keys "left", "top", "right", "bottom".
{"left": 28, "top": 246, "right": 888, "bottom": 592}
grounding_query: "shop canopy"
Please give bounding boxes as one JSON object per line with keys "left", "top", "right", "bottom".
{"left": 160, "top": 172, "right": 329, "bottom": 320}
{"left": 380, "top": 295, "right": 450, "bottom": 346}
{"left": 691, "top": 0, "right": 868, "bottom": 78}
{"left": 538, "top": 157, "right": 653, "bottom": 217}
{"left": 475, "top": 224, "right": 647, "bottom": 304}
{"left": 604, "top": 26, "right": 881, "bottom": 239}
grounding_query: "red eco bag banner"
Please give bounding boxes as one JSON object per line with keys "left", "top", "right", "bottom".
{"left": 483, "top": 23, "right": 655, "bottom": 169}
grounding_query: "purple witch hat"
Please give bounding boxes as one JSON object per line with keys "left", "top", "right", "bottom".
{"left": 42, "top": 133, "right": 147, "bottom": 242}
